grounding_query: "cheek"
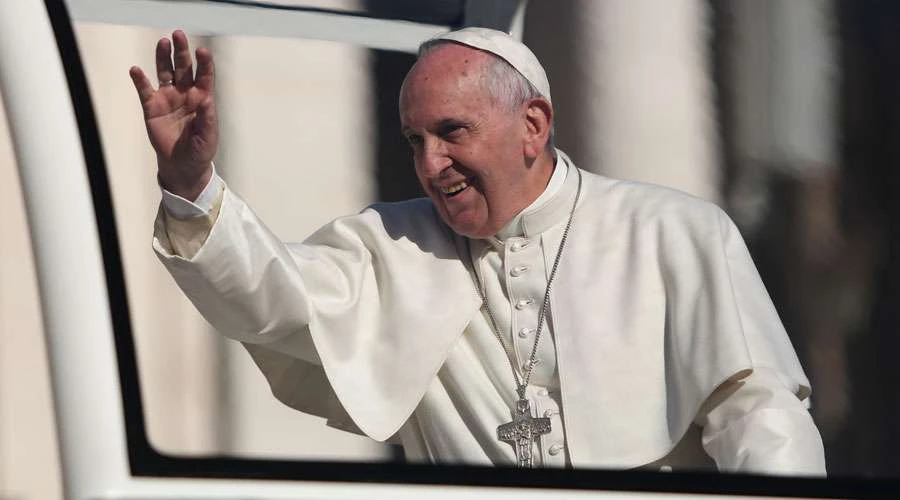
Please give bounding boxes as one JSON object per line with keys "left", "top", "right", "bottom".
{"left": 411, "top": 160, "right": 429, "bottom": 190}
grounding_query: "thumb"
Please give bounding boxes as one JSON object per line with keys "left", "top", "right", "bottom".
{"left": 129, "top": 65, "right": 154, "bottom": 105}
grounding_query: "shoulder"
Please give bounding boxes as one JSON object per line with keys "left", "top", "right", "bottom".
{"left": 579, "top": 169, "right": 730, "bottom": 232}
{"left": 315, "top": 197, "right": 438, "bottom": 232}
{"left": 307, "top": 197, "right": 457, "bottom": 257}
{"left": 360, "top": 197, "right": 448, "bottom": 237}
{"left": 364, "top": 197, "right": 437, "bottom": 221}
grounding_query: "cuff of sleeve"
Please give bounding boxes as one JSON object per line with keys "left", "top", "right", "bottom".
{"left": 162, "top": 179, "right": 225, "bottom": 259}
{"left": 161, "top": 168, "right": 224, "bottom": 219}
{"left": 697, "top": 367, "right": 826, "bottom": 475}
{"left": 702, "top": 407, "right": 826, "bottom": 476}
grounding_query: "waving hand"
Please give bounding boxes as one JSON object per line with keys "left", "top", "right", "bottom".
{"left": 129, "top": 30, "right": 217, "bottom": 201}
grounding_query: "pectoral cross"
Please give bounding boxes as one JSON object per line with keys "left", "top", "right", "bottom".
{"left": 497, "top": 398, "right": 551, "bottom": 468}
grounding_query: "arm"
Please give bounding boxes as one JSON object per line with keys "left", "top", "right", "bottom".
{"left": 133, "top": 32, "right": 320, "bottom": 362}
{"left": 159, "top": 171, "right": 224, "bottom": 258}
{"left": 696, "top": 367, "right": 826, "bottom": 475}
{"left": 131, "top": 30, "right": 224, "bottom": 257}
{"left": 693, "top": 210, "right": 826, "bottom": 475}
{"left": 656, "top": 200, "right": 827, "bottom": 475}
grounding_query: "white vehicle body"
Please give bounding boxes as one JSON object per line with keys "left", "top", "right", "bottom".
{"left": 0, "top": 0, "right": 854, "bottom": 498}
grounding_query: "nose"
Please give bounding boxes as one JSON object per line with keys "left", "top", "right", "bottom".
{"left": 416, "top": 137, "right": 452, "bottom": 179}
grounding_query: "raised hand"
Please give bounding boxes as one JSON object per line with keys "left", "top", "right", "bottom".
{"left": 129, "top": 30, "right": 217, "bottom": 201}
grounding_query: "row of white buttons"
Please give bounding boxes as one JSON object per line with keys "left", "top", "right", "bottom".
{"left": 526, "top": 385, "right": 565, "bottom": 465}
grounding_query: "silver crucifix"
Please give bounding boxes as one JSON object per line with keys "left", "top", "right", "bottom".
{"left": 497, "top": 398, "right": 551, "bottom": 467}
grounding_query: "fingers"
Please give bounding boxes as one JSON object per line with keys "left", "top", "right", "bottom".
{"left": 155, "top": 36, "right": 175, "bottom": 86}
{"left": 194, "top": 47, "right": 215, "bottom": 94}
{"left": 129, "top": 65, "right": 154, "bottom": 104}
{"left": 154, "top": 30, "right": 210, "bottom": 92}
{"left": 171, "top": 30, "right": 195, "bottom": 89}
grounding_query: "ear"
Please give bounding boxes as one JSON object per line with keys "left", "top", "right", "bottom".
{"left": 522, "top": 97, "right": 553, "bottom": 159}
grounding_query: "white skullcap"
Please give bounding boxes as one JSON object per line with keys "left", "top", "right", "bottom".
{"left": 427, "top": 27, "right": 552, "bottom": 103}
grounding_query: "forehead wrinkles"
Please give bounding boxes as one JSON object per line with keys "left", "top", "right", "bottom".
{"left": 401, "top": 46, "right": 492, "bottom": 110}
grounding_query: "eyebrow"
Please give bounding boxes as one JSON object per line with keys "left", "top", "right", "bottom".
{"left": 437, "top": 118, "right": 467, "bottom": 130}
{"left": 401, "top": 118, "right": 468, "bottom": 137}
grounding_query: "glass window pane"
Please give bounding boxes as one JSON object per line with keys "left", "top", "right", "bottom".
{"left": 75, "top": 21, "right": 397, "bottom": 461}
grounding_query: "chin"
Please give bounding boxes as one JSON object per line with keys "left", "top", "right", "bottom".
{"left": 445, "top": 219, "right": 477, "bottom": 238}
{"left": 442, "top": 211, "right": 494, "bottom": 239}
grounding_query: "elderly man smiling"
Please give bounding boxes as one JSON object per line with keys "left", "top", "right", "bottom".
{"left": 132, "top": 27, "right": 826, "bottom": 473}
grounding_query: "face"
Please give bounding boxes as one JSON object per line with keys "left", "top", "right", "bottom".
{"left": 399, "top": 44, "right": 552, "bottom": 239}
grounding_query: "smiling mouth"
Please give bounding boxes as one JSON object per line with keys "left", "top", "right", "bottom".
{"left": 440, "top": 180, "right": 471, "bottom": 197}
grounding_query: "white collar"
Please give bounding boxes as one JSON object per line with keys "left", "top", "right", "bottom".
{"left": 494, "top": 153, "right": 572, "bottom": 241}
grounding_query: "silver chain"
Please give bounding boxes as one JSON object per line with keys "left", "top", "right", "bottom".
{"left": 469, "top": 168, "right": 582, "bottom": 400}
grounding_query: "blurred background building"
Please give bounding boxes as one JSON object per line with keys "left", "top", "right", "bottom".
{"left": 2, "top": 0, "right": 898, "bottom": 498}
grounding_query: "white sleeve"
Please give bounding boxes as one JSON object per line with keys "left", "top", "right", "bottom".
{"left": 161, "top": 170, "right": 224, "bottom": 219}
{"left": 696, "top": 367, "right": 827, "bottom": 476}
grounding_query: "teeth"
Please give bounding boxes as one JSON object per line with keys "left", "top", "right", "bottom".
{"left": 440, "top": 181, "right": 468, "bottom": 195}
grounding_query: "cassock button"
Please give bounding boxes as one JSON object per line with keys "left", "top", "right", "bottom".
{"left": 548, "top": 444, "right": 564, "bottom": 456}
{"left": 510, "top": 265, "right": 529, "bottom": 277}
{"left": 515, "top": 298, "right": 534, "bottom": 310}
{"left": 518, "top": 327, "right": 533, "bottom": 338}
{"left": 510, "top": 240, "right": 530, "bottom": 252}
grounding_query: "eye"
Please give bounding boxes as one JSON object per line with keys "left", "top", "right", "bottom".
{"left": 405, "top": 134, "right": 423, "bottom": 148}
{"left": 438, "top": 123, "right": 464, "bottom": 140}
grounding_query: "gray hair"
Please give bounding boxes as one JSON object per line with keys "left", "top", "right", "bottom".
{"left": 418, "top": 39, "right": 556, "bottom": 152}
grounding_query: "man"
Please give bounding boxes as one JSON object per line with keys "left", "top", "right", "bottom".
{"left": 131, "top": 27, "right": 826, "bottom": 473}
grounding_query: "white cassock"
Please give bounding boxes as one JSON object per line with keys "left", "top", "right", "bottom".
{"left": 154, "top": 152, "right": 826, "bottom": 474}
